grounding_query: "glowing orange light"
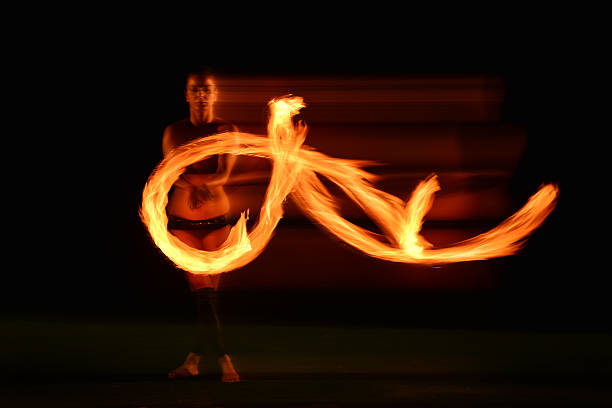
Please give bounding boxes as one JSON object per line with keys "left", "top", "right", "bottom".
{"left": 140, "top": 96, "right": 558, "bottom": 275}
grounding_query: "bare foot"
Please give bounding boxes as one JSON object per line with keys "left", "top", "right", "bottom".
{"left": 168, "top": 352, "right": 200, "bottom": 379}
{"left": 218, "top": 354, "right": 240, "bottom": 383}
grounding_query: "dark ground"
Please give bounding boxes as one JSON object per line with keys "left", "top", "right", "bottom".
{"left": 2, "top": 316, "right": 611, "bottom": 407}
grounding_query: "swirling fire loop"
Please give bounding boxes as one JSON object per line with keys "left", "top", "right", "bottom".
{"left": 140, "top": 96, "right": 559, "bottom": 275}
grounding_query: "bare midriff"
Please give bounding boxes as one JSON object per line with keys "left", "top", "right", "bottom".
{"left": 167, "top": 173, "right": 230, "bottom": 221}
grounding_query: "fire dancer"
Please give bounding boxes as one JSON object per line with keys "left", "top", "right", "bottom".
{"left": 163, "top": 67, "right": 240, "bottom": 383}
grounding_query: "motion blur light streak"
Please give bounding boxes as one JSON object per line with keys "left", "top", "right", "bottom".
{"left": 141, "top": 96, "right": 558, "bottom": 275}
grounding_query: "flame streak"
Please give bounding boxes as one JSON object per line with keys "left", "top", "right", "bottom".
{"left": 141, "top": 96, "right": 559, "bottom": 274}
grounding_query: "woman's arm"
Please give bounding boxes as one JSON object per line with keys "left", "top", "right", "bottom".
{"left": 162, "top": 126, "right": 195, "bottom": 190}
{"left": 162, "top": 122, "right": 238, "bottom": 191}
{"left": 162, "top": 126, "right": 175, "bottom": 158}
{"left": 193, "top": 124, "right": 239, "bottom": 188}
{"left": 208, "top": 153, "right": 236, "bottom": 186}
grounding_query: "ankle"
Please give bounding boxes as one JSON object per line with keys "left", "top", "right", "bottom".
{"left": 185, "top": 352, "right": 201, "bottom": 366}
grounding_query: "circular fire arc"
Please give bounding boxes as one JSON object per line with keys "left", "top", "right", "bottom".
{"left": 140, "top": 96, "right": 559, "bottom": 275}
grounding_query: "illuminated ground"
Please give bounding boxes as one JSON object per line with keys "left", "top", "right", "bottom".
{"left": 2, "top": 319, "right": 611, "bottom": 407}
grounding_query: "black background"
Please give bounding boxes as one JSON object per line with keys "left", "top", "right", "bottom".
{"left": 6, "top": 20, "right": 600, "bottom": 331}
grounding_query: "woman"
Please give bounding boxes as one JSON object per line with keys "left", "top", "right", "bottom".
{"left": 163, "top": 69, "right": 240, "bottom": 383}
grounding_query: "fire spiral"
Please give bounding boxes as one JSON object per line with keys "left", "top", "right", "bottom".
{"left": 140, "top": 96, "right": 559, "bottom": 275}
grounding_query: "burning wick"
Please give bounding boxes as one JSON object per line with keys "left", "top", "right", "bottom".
{"left": 140, "top": 96, "right": 559, "bottom": 275}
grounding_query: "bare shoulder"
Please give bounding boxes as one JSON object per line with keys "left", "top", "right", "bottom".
{"left": 165, "top": 119, "right": 192, "bottom": 136}
{"left": 162, "top": 119, "right": 191, "bottom": 156}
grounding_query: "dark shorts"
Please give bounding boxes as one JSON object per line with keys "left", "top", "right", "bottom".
{"left": 167, "top": 214, "right": 232, "bottom": 231}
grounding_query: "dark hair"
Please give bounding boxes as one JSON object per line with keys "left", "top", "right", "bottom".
{"left": 185, "top": 65, "right": 217, "bottom": 82}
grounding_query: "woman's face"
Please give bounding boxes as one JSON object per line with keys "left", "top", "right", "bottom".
{"left": 185, "top": 75, "right": 218, "bottom": 111}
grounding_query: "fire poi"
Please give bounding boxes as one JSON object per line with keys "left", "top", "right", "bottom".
{"left": 140, "top": 96, "right": 559, "bottom": 275}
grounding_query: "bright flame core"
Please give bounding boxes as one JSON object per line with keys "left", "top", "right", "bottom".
{"left": 140, "top": 96, "right": 558, "bottom": 275}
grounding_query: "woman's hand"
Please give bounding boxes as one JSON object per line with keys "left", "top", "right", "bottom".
{"left": 188, "top": 184, "right": 214, "bottom": 209}
{"left": 176, "top": 175, "right": 216, "bottom": 209}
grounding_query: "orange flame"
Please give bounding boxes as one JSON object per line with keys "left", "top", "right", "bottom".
{"left": 140, "top": 96, "right": 558, "bottom": 274}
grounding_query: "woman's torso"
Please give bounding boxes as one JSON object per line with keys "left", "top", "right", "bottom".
{"left": 165, "top": 119, "right": 234, "bottom": 220}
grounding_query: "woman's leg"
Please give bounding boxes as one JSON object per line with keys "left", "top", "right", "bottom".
{"left": 184, "top": 274, "right": 239, "bottom": 382}
{"left": 200, "top": 224, "right": 230, "bottom": 249}
{"left": 192, "top": 288, "right": 227, "bottom": 357}
{"left": 168, "top": 225, "right": 239, "bottom": 382}
{"left": 167, "top": 229, "right": 207, "bottom": 378}
{"left": 199, "top": 225, "right": 239, "bottom": 382}
{"left": 201, "top": 225, "right": 230, "bottom": 290}
{"left": 169, "top": 224, "right": 230, "bottom": 252}
{"left": 169, "top": 228, "right": 215, "bottom": 291}
{"left": 169, "top": 229, "right": 204, "bottom": 250}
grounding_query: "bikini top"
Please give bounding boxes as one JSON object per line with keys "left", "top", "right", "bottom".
{"left": 177, "top": 120, "right": 234, "bottom": 174}
{"left": 184, "top": 155, "right": 219, "bottom": 174}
